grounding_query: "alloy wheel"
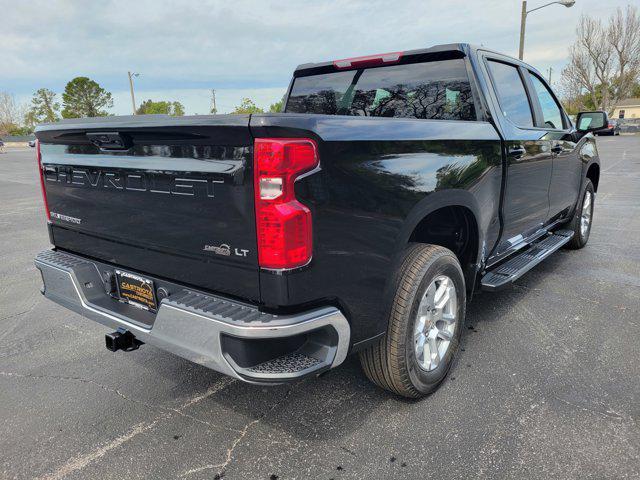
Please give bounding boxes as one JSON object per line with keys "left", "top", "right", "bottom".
{"left": 413, "top": 275, "right": 457, "bottom": 371}
{"left": 580, "top": 190, "right": 592, "bottom": 238}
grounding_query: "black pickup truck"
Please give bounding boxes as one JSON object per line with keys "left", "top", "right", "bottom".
{"left": 34, "top": 44, "right": 604, "bottom": 398}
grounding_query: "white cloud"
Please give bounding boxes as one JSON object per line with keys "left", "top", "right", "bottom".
{"left": 1, "top": 0, "right": 634, "bottom": 113}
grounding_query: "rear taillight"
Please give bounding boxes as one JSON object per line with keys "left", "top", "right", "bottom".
{"left": 254, "top": 138, "right": 319, "bottom": 269}
{"left": 36, "top": 139, "right": 51, "bottom": 221}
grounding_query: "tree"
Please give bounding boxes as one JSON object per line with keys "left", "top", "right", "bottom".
{"left": 23, "top": 110, "right": 39, "bottom": 133}
{"left": 232, "top": 98, "right": 264, "bottom": 114}
{"left": 136, "top": 99, "right": 185, "bottom": 116}
{"left": 269, "top": 98, "right": 284, "bottom": 113}
{"left": 61, "top": 77, "right": 113, "bottom": 118}
{"left": 27, "top": 88, "right": 60, "bottom": 124}
{"left": 172, "top": 102, "right": 185, "bottom": 116}
{"left": 609, "top": 6, "right": 640, "bottom": 103}
{"left": 560, "top": 6, "right": 640, "bottom": 114}
{"left": 0, "top": 92, "right": 24, "bottom": 135}
{"left": 561, "top": 83, "right": 611, "bottom": 115}
{"left": 6, "top": 125, "right": 32, "bottom": 136}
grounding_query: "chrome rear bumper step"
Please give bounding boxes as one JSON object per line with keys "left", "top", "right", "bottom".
{"left": 35, "top": 249, "right": 350, "bottom": 383}
{"left": 481, "top": 229, "right": 574, "bottom": 291}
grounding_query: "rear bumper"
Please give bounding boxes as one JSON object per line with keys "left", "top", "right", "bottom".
{"left": 35, "top": 249, "right": 350, "bottom": 383}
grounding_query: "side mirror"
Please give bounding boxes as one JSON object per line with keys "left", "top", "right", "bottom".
{"left": 576, "top": 111, "right": 608, "bottom": 133}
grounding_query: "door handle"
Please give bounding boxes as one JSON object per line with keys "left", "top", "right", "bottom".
{"left": 551, "top": 144, "right": 563, "bottom": 154}
{"left": 508, "top": 146, "right": 526, "bottom": 159}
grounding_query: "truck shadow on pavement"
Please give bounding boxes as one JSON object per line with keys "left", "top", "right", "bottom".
{"left": 130, "top": 247, "right": 578, "bottom": 443}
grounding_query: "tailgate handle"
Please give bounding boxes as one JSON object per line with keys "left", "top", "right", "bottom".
{"left": 86, "top": 132, "right": 131, "bottom": 151}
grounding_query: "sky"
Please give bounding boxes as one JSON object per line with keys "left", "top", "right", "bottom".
{"left": 0, "top": 0, "right": 634, "bottom": 115}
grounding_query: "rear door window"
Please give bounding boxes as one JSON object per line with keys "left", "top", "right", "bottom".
{"left": 487, "top": 60, "right": 534, "bottom": 127}
{"left": 286, "top": 58, "right": 476, "bottom": 121}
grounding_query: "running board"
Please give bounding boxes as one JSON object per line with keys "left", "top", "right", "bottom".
{"left": 481, "top": 229, "right": 574, "bottom": 291}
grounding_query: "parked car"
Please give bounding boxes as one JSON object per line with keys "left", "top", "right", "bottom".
{"left": 28, "top": 140, "right": 36, "bottom": 147}
{"left": 33, "top": 44, "right": 603, "bottom": 398}
{"left": 595, "top": 118, "right": 621, "bottom": 136}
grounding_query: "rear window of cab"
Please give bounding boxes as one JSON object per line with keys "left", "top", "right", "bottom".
{"left": 286, "top": 58, "right": 476, "bottom": 121}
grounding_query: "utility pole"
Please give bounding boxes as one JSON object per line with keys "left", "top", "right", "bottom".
{"left": 210, "top": 89, "right": 217, "bottom": 114}
{"left": 547, "top": 66, "right": 553, "bottom": 84}
{"left": 128, "top": 71, "right": 139, "bottom": 115}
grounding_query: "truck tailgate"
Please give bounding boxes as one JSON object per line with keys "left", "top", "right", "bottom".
{"left": 35, "top": 115, "right": 259, "bottom": 301}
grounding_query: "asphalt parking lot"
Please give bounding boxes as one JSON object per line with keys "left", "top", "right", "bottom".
{"left": 1, "top": 135, "right": 639, "bottom": 480}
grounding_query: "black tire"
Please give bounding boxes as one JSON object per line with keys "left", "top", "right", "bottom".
{"left": 564, "top": 179, "right": 595, "bottom": 249}
{"left": 359, "top": 244, "right": 466, "bottom": 398}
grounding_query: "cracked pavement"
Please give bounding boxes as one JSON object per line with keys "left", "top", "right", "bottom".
{"left": 1, "top": 136, "right": 639, "bottom": 479}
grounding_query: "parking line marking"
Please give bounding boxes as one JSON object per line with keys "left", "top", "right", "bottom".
{"left": 38, "top": 419, "right": 165, "bottom": 480}
{"left": 37, "top": 377, "right": 234, "bottom": 480}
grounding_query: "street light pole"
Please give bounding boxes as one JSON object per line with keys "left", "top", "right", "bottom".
{"left": 519, "top": 1, "right": 528, "bottom": 60}
{"left": 128, "top": 71, "right": 139, "bottom": 115}
{"left": 518, "top": 0, "right": 576, "bottom": 60}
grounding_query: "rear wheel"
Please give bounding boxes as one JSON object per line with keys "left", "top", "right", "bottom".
{"left": 565, "top": 179, "right": 595, "bottom": 249}
{"left": 359, "top": 244, "right": 465, "bottom": 398}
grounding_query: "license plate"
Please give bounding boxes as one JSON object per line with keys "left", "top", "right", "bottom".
{"left": 115, "top": 270, "right": 157, "bottom": 311}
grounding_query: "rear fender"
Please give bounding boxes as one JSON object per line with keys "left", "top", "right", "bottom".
{"left": 388, "top": 189, "right": 485, "bottom": 294}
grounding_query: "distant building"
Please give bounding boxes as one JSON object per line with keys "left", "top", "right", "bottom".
{"left": 612, "top": 98, "right": 640, "bottom": 119}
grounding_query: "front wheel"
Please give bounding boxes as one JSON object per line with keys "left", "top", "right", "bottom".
{"left": 359, "top": 244, "right": 465, "bottom": 398}
{"left": 565, "top": 179, "right": 595, "bottom": 249}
